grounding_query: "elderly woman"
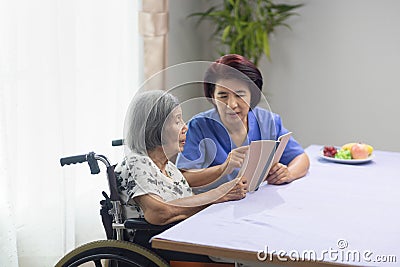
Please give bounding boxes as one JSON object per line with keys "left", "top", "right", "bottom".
{"left": 176, "top": 54, "right": 310, "bottom": 193}
{"left": 116, "top": 90, "right": 247, "bottom": 226}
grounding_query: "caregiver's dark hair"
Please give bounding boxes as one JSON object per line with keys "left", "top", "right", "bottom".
{"left": 203, "top": 54, "right": 263, "bottom": 108}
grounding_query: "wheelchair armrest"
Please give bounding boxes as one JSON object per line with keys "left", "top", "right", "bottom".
{"left": 124, "top": 218, "right": 181, "bottom": 231}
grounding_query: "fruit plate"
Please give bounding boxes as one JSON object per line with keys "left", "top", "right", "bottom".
{"left": 319, "top": 147, "right": 375, "bottom": 164}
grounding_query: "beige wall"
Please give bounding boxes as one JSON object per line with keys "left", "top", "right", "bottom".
{"left": 169, "top": 0, "right": 400, "bottom": 152}
{"left": 259, "top": 0, "right": 400, "bottom": 152}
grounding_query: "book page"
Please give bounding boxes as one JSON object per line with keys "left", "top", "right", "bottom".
{"left": 236, "top": 132, "right": 292, "bottom": 192}
{"left": 237, "top": 140, "right": 277, "bottom": 192}
{"left": 272, "top": 132, "right": 292, "bottom": 165}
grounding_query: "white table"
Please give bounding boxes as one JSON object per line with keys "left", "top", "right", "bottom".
{"left": 152, "top": 145, "right": 400, "bottom": 266}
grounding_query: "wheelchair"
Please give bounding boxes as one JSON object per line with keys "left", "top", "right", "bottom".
{"left": 56, "top": 140, "right": 216, "bottom": 267}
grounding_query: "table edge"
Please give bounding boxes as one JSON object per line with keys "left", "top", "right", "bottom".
{"left": 152, "top": 238, "right": 353, "bottom": 267}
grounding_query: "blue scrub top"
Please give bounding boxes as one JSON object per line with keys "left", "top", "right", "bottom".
{"left": 176, "top": 107, "right": 304, "bottom": 193}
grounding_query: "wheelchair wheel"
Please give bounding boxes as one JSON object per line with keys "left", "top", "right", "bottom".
{"left": 55, "top": 239, "right": 169, "bottom": 267}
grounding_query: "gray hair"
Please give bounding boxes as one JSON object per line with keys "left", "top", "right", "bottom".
{"left": 124, "top": 90, "right": 179, "bottom": 153}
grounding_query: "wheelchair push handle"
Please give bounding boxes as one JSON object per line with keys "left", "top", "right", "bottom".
{"left": 60, "top": 152, "right": 112, "bottom": 175}
{"left": 111, "top": 139, "right": 124, "bottom": 146}
{"left": 60, "top": 154, "right": 87, "bottom": 166}
{"left": 59, "top": 152, "right": 119, "bottom": 200}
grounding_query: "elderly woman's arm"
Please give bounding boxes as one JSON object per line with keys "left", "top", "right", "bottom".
{"left": 180, "top": 165, "right": 225, "bottom": 187}
{"left": 134, "top": 177, "right": 248, "bottom": 225}
{"left": 134, "top": 194, "right": 206, "bottom": 225}
{"left": 181, "top": 146, "right": 249, "bottom": 187}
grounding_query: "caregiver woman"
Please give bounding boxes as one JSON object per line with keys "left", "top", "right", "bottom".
{"left": 176, "top": 54, "right": 309, "bottom": 193}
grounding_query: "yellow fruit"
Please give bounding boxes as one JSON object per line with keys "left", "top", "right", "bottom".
{"left": 366, "top": 144, "right": 374, "bottom": 155}
{"left": 341, "top": 143, "right": 356, "bottom": 151}
{"left": 341, "top": 142, "right": 374, "bottom": 155}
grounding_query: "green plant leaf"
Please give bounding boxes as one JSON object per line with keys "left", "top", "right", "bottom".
{"left": 263, "top": 32, "right": 270, "bottom": 60}
{"left": 272, "top": 3, "right": 304, "bottom": 13}
{"left": 222, "top": 25, "right": 231, "bottom": 42}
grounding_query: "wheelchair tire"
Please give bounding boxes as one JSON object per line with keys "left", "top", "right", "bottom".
{"left": 55, "top": 239, "right": 169, "bottom": 267}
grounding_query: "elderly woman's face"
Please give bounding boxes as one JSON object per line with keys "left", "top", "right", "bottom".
{"left": 162, "top": 106, "right": 187, "bottom": 156}
{"left": 213, "top": 78, "right": 251, "bottom": 127}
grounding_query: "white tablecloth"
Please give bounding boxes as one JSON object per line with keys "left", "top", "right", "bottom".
{"left": 153, "top": 145, "right": 400, "bottom": 266}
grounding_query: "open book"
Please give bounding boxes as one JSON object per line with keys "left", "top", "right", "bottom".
{"left": 237, "top": 132, "right": 292, "bottom": 192}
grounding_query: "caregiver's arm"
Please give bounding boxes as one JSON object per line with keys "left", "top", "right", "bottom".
{"left": 266, "top": 152, "right": 310, "bottom": 185}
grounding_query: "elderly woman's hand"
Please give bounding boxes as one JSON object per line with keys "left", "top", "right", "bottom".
{"left": 221, "top": 146, "right": 249, "bottom": 176}
{"left": 215, "top": 177, "right": 248, "bottom": 203}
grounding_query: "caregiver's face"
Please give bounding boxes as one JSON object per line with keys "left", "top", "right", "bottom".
{"left": 213, "top": 78, "right": 251, "bottom": 127}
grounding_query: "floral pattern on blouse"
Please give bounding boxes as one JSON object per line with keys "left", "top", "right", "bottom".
{"left": 115, "top": 152, "right": 193, "bottom": 219}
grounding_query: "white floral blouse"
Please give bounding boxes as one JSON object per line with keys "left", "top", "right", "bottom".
{"left": 115, "top": 152, "right": 193, "bottom": 219}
